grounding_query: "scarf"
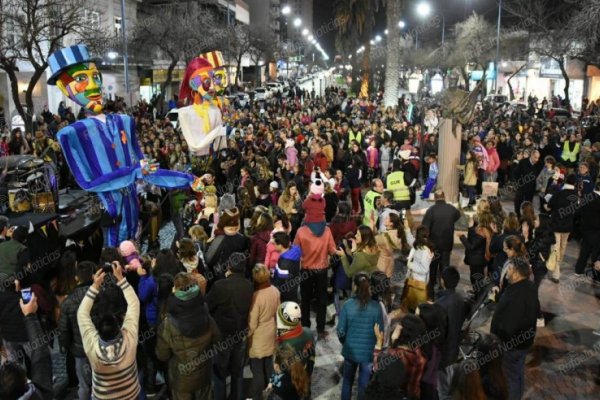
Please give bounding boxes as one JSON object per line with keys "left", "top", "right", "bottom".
{"left": 174, "top": 284, "right": 200, "bottom": 301}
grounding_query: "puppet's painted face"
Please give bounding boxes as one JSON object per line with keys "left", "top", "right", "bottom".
{"left": 212, "top": 68, "right": 228, "bottom": 96}
{"left": 56, "top": 62, "right": 103, "bottom": 114}
{"left": 189, "top": 67, "right": 216, "bottom": 102}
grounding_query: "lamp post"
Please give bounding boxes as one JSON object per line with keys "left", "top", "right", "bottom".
{"left": 120, "top": 0, "right": 129, "bottom": 96}
{"left": 416, "top": 2, "right": 431, "bottom": 49}
{"left": 495, "top": 0, "right": 502, "bottom": 92}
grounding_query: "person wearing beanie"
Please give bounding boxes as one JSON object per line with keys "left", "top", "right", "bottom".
{"left": 156, "top": 273, "right": 221, "bottom": 400}
{"left": 303, "top": 173, "right": 326, "bottom": 228}
{"left": 276, "top": 302, "right": 315, "bottom": 378}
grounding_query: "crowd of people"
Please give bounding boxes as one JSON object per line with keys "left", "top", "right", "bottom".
{"left": 1, "top": 84, "right": 600, "bottom": 400}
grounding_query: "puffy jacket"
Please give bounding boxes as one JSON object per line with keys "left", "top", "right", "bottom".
{"left": 206, "top": 272, "right": 253, "bottom": 338}
{"left": 58, "top": 283, "right": 91, "bottom": 357}
{"left": 548, "top": 185, "right": 578, "bottom": 233}
{"left": 460, "top": 227, "right": 487, "bottom": 266}
{"left": 337, "top": 297, "right": 383, "bottom": 363}
{"left": 249, "top": 230, "right": 271, "bottom": 269}
{"left": 156, "top": 295, "right": 221, "bottom": 394}
{"left": 486, "top": 147, "right": 500, "bottom": 173}
{"left": 138, "top": 275, "right": 158, "bottom": 326}
{"left": 273, "top": 245, "right": 302, "bottom": 302}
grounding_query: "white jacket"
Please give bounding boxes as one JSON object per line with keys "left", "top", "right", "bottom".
{"left": 407, "top": 246, "right": 433, "bottom": 283}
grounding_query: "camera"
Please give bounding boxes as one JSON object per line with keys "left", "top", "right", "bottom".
{"left": 103, "top": 262, "right": 113, "bottom": 274}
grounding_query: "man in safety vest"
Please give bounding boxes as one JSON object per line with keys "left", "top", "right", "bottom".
{"left": 561, "top": 133, "right": 580, "bottom": 169}
{"left": 362, "top": 178, "right": 384, "bottom": 226}
{"left": 386, "top": 154, "right": 416, "bottom": 210}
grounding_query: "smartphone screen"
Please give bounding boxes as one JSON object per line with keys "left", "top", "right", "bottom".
{"left": 21, "top": 288, "right": 32, "bottom": 304}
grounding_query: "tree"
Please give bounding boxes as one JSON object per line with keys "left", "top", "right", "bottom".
{"left": 569, "top": 0, "right": 600, "bottom": 69}
{"left": 382, "top": 0, "right": 405, "bottom": 107}
{"left": 225, "top": 24, "right": 252, "bottom": 88}
{"left": 0, "top": 0, "right": 109, "bottom": 132}
{"left": 132, "top": 0, "right": 223, "bottom": 102}
{"left": 335, "top": 0, "right": 381, "bottom": 98}
{"left": 247, "top": 26, "right": 277, "bottom": 85}
{"left": 503, "top": 0, "right": 585, "bottom": 105}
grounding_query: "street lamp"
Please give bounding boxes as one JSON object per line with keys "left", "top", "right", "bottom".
{"left": 398, "top": 20, "right": 406, "bottom": 29}
{"left": 282, "top": 5, "right": 291, "bottom": 15}
{"left": 302, "top": 28, "right": 309, "bottom": 36}
{"left": 431, "top": 73, "right": 443, "bottom": 94}
{"left": 408, "top": 72, "right": 421, "bottom": 94}
{"left": 375, "top": 35, "right": 382, "bottom": 42}
{"left": 107, "top": 51, "right": 118, "bottom": 60}
{"left": 417, "top": 2, "right": 431, "bottom": 17}
{"left": 293, "top": 17, "right": 302, "bottom": 27}
{"left": 308, "top": 34, "right": 314, "bottom": 41}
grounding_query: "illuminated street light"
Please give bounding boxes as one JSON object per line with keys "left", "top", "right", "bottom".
{"left": 282, "top": 5, "right": 291, "bottom": 15}
{"left": 308, "top": 34, "right": 314, "bottom": 41}
{"left": 398, "top": 20, "right": 406, "bottom": 29}
{"left": 385, "top": 29, "right": 389, "bottom": 35}
{"left": 417, "top": 2, "right": 431, "bottom": 17}
{"left": 108, "top": 51, "right": 118, "bottom": 60}
{"left": 293, "top": 17, "right": 301, "bottom": 27}
{"left": 375, "top": 35, "right": 382, "bottom": 42}
{"left": 302, "top": 28, "right": 309, "bottom": 36}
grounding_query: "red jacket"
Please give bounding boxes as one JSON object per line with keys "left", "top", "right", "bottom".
{"left": 293, "top": 226, "right": 336, "bottom": 269}
{"left": 486, "top": 147, "right": 500, "bottom": 173}
{"left": 312, "top": 152, "right": 329, "bottom": 172}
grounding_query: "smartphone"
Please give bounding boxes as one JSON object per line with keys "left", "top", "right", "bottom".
{"left": 21, "top": 288, "right": 32, "bottom": 304}
{"left": 401, "top": 209, "right": 407, "bottom": 219}
{"left": 103, "top": 262, "right": 113, "bottom": 274}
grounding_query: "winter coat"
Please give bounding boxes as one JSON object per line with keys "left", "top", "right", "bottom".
{"left": 0, "top": 290, "right": 28, "bottom": 343}
{"left": 337, "top": 297, "right": 383, "bottom": 363}
{"left": 206, "top": 272, "right": 253, "bottom": 338}
{"left": 422, "top": 201, "right": 461, "bottom": 252}
{"left": 340, "top": 250, "right": 379, "bottom": 278}
{"left": 273, "top": 245, "right": 302, "bottom": 302}
{"left": 138, "top": 275, "right": 158, "bottom": 326}
{"left": 18, "top": 315, "right": 54, "bottom": 400}
{"left": 486, "top": 147, "right": 500, "bottom": 173}
{"left": 156, "top": 294, "right": 221, "bottom": 394}
{"left": 435, "top": 289, "right": 465, "bottom": 368}
{"left": 375, "top": 229, "right": 414, "bottom": 278}
{"left": 460, "top": 227, "right": 487, "bottom": 267}
{"left": 250, "top": 230, "right": 272, "bottom": 269}
{"left": 58, "top": 283, "right": 91, "bottom": 357}
{"left": 547, "top": 185, "right": 578, "bottom": 233}
{"left": 248, "top": 285, "right": 280, "bottom": 358}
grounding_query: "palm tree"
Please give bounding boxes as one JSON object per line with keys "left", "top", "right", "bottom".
{"left": 335, "top": 0, "right": 380, "bottom": 98}
{"left": 382, "top": 0, "right": 405, "bottom": 107}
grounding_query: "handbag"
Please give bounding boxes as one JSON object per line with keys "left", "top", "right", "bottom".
{"left": 545, "top": 244, "right": 558, "bottom": 272}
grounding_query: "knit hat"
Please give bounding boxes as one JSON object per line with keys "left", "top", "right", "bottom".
{"left": 270, "top": 181, "right": 279, "bottom": 190}
{"left": 217, "top": 207, "right": 240, "bottom": 229}
{"left": 277, "top": 301, "right": 302, "bottom": 331}
{"left": 218, "top": 193, "right": 236, "bottom": 213}
{"left": 303, "top": 174, "right": 326, "bottom": 224}
{"left": 118, "top": 240, "right": 142, "bottom": 270}
{"left": 583, "top": 139, "right": 591, "bottom": 147}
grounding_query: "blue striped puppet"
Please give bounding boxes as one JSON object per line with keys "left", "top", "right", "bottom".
{"left": 47, "top": 45, "right": 194, "bottom": 246}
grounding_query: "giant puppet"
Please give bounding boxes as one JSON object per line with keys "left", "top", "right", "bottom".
{"left": 47, "top": 45, "right": 194, "bottom": 246}
{"left": 177, "top": 55, "right": 227, "bottom": 156}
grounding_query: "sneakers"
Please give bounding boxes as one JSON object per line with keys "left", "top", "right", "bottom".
{"left": 536, "top": 317, "right": 545, "bottom": 328}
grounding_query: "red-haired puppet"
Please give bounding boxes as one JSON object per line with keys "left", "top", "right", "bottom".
{"left": 178, "top": 57, "right": 226, "bottom": 156}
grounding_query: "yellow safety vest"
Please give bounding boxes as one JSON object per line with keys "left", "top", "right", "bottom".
{"left": 348, "top": 130, "right": 362, "bottom": 148}
{"left": 362, "top": 190, "right": 381, "bottom": 226}
{"left": 562, "top": 141, "right": 580, "bottom": 163}
{"left": 387, "top": 171, "right": 410, "bottom": 201}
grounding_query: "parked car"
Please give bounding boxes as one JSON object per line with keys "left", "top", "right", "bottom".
{"left": 266, "top": 82, "right": 284, "bottom": 97}
{"left": 166, "top": 109, "right": 179, "bottom": 129}
{"left": 254, "top": 87, "right": 270, "bottom": 101}
{"left": 547, "top": 107, "right": 571, "bottom": 120}
{"left": 484, "top": 94, "right": 509, "bottom": 108}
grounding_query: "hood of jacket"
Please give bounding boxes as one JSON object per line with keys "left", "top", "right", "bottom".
{"left": 253, "top": 230, "right": 271, "bottom": 244}
{"left": 306, "top": 221, "right": 326, "bottom": 237}
{"left": 280, "top": 245, "right": 302, "bottom": 262}
{"left": 166, "top": 293, "right": 209, "bottom": 338}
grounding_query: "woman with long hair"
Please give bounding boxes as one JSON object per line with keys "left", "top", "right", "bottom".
{"left": 374, "top": 213, "right": 414, "bottom": 279}
{"left": 463, "top": 150, "right": 479, "bottom": 206}
{"left": 495, "top": 235, "right": 528, "bottom": 296}
{"left": 249, "top": 212, "right": 274, "bottom": 269}
{"left": 402, "top": 226, "right": 434, "bottom": 312}
{"left": 490, "top": 212, "right": 522, "bottom": 283}
{"left": 526, "top": 214, "right": 555, "bottom": 327}
{"left": 248, "top": 264, "right": 281, "bottom": 400}
{"left": 267, "top": 344, "right": 311, "bottom": 400}
{"left": 373, "top": 315, "right": 427, "bottom": 399}
{"left": 264, "top": 207, "right": 292, "bottom": 270}
{"left": 416, "top": 303, "right": 447, "bottom": 399}
{"left": 176, "top": 238, "right": 208, "bottom": 294}
{"left": 520, "top": 200, "right": 538, "bottom": 242}
{"left": 336, "top": 225, "right": 380, "bottom": 278}
{"left": 337, "top": 273, "right": 383, "bottom": 400}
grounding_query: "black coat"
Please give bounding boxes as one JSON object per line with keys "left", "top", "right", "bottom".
{"left": 422, "top": 201, "right": 461, "bottom": 252}
{"left": 0, "top": 290, "right": 27, "bottom": 342}
{"left": 436, "top": 289, "right": 465, "bottom": 368}
{"left": 58, "top": 283, "right": 91, "bottom": 357}
{"left": 513, "top": 158, "right": 540, "bottom": 196}
{"left": 205, "top": 233, "right": 249, "bottom": 280}
{"left": 491, "top": 279, "right": 539, "bottom": 350}
{"left": 459, "top": 227, "right": 487, "bottom": 267}
{"left": 206, "top": 272, "right": 253, "bottom": 338}
{"left": 548, "top": 187, "right": 578, "bottom": 233}
{"left": 489, "top": 230, "right": 522, "bottom": 283}
{"left": 576, "top": 191, "right": 600, "bottom": 232}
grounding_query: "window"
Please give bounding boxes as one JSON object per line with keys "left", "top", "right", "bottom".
{"left": 114, "top": 17, "right": 122, "bottom": 37}
{"left": 83, "top": 10, "right": 100, "bottom": 30}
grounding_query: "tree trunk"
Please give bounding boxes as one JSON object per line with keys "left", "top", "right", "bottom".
{"left": 557, "top": 58, "right": 570, "bottom": 106}
{"left": 6, "top": 67, "right": 28, "bottom": 133}
{"left": 438, "top": 118, "right": 461, "bottom": 204}
{"left": 159, "top": 57, "right": 179, "bottom": 104}
{"left": 24, "top": 67, "right": 45, "bottom": 133}
{"left": 460, "top": 67, "right": 469, "bottom": 91}
{"left": 235, "top": 54, "right": 243, "bottom": 87}
{"left": 383, "top": 0, "right": 403, "bottom": 108}
{"left": 506, "top": 63, "right": 527, "bottom": 101}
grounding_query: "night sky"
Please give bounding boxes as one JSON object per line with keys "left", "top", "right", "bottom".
{"left": 313, "top": 0, "right": 519, "bottom": 58}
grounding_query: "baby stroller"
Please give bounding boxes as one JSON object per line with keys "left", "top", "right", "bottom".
{"left": 458, "top": 280, "right": 497, "bottom": 361}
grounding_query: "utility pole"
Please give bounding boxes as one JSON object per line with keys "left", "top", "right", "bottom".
{"left": 120, "top": 0, "right": 130, "bottom": 97}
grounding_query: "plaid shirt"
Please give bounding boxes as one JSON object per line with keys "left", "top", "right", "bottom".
{"left": 373, "top": 347, "right": 427, "bottom": 399}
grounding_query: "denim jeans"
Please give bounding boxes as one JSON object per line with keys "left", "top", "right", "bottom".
{"left": 502, "top": 349, "right": 528, "bottom": 400}
{"left": 74, "top": 357, "right": 92, "bottom": 400}
{"left": 212, "top": 338, "right": 247, "bottom": 400}
{"left": 249, "top": 356, "right": 274, "bottom": 400}
{"left": 341, "top": 359, "right": 372, "bottom": 400}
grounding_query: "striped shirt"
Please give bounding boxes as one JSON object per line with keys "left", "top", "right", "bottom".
{"left": 77, "top": 278, "right": 141, "bottom": 400}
